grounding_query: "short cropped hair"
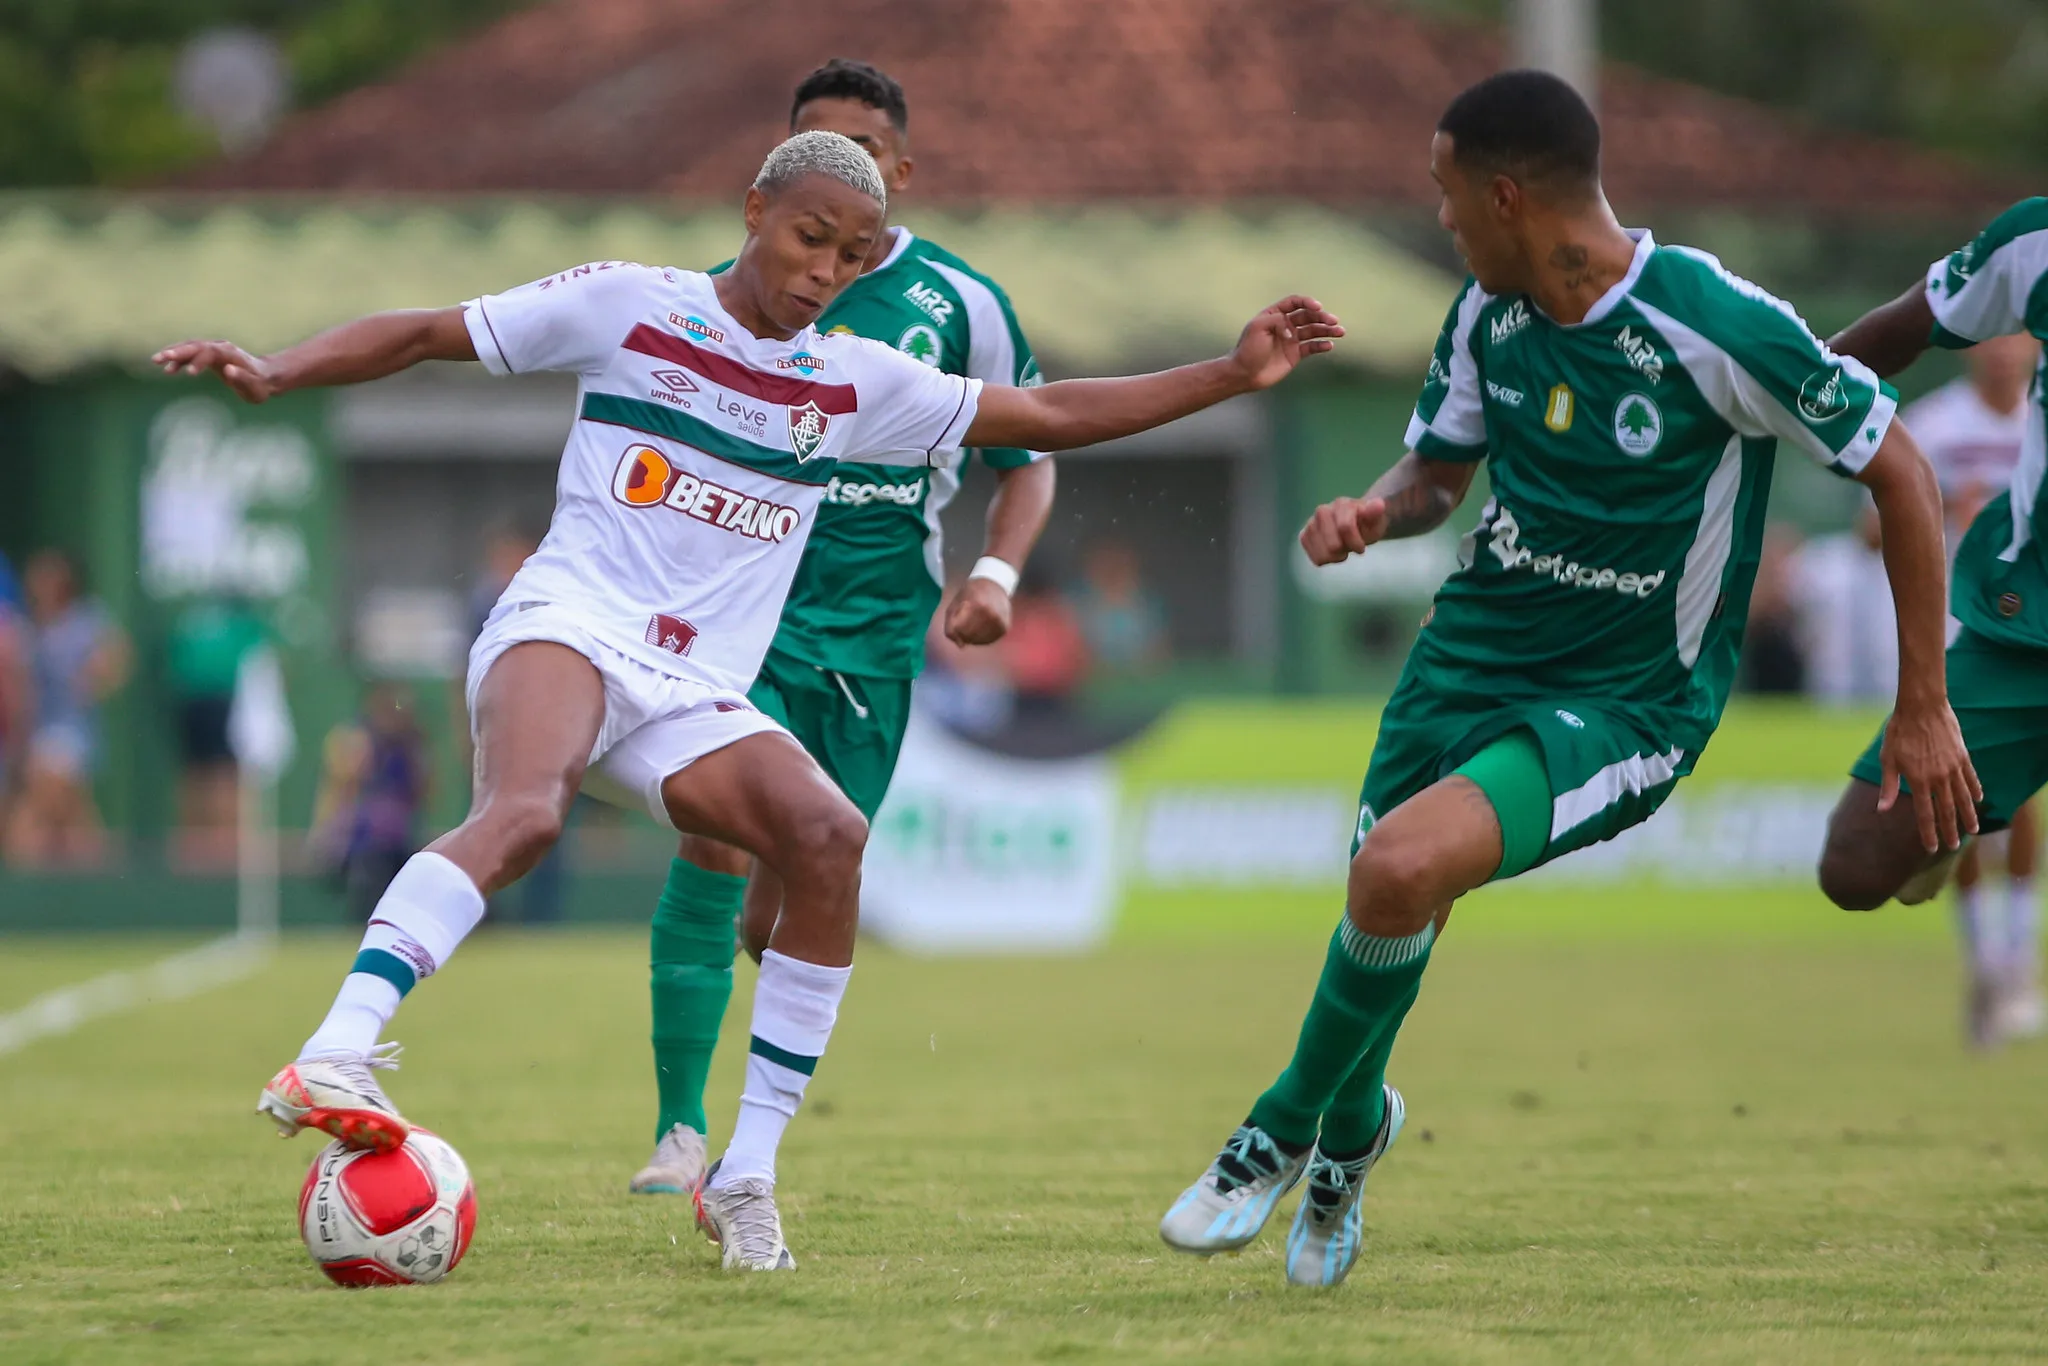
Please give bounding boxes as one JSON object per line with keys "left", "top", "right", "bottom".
{"left": 1438, "top": 69, "right": 1601, "bottom": 200}
{"left": 753, "top": 130, "right": 887, "bottom": 210}
{"left": 791, "top": 58, "right": 908, "bottom": 133}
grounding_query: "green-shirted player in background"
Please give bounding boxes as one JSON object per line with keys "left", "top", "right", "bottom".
{"left": 1158, "top": 71, "right": 1978, "bottom": 1289}
{"left": 628, "top": 60, "right": 1056, "bottom": 1198}
{"left": 1819, "top": 201, "right": 2048, "bottom": 998}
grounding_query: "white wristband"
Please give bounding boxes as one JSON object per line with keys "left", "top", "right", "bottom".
{"left": 967, "top": 556, "right": 1020, "bottom": 597}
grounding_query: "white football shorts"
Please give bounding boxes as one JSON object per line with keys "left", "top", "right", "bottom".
{"left": 466, "top": 600, "right": 787, "bottom": 828}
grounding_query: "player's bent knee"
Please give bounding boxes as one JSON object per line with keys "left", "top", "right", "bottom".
{"left": 1346, "top": 833, "right": 1440, "bottom": 936}
{"left": 1816, "top": 837, "right": 1896, "bottom": 912}
{"left": 781, "top": 802, "right": 868, "bottom": 884}
{"left": 476, "top": 795, "right": 565, "bottom": 871}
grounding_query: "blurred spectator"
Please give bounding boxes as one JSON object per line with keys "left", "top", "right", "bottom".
{"left": 311, "top": 682, "right": 429, "bottom": 921}
{"left": 1740, "top": 524, "right": 1807, "bottom": 694}
{"left": 0, "top": 555, "right": 30, "bottom": 836}
{"left": 1074, "top": 541, "right": 1171, "bottom": 676}
{"left": 3, "top": 551, "right": 131, "bottom": 867}
{"left": 999, "top": 564, "right": 1090, "bottom": 718}
{"left": 920, "top": 577, "right": 1016, "bottom": 735}
{"left": 469, "top": 525, "right": 542, "bottom": 639}
{"left": 1791, "top": 502, "right": 1897, "bottom": 704}
{"left": 1905, "top": 332, "right": 2039, "bottom": 547}
{"left": 165, "top": 596, "right": 268, "bottom": 868}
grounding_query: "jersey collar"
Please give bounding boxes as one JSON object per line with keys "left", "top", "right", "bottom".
{"left": 1565, "top": 228, "right": 1655, "bottom": 329}
{"left": 865, "top": 225, "right": 916, "bottom": 276}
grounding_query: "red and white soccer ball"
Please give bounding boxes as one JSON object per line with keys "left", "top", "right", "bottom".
{"left": 298, "top": 1129, "right": 477, "bottom": 1286}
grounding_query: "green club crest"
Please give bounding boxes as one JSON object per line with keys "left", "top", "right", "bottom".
{"left": 1612, "top": 391, "right": 1663, "bottom": 456}
{"left": 898, "top": 324, "right": 942, "bottom": 368}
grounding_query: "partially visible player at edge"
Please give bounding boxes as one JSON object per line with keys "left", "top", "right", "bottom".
{"left": 1158, "top": 71, "right": 1975, "bottom": 1290}
{"left": 629, "top": 60, "right": 1057, "bottom": 1202}
{"left": 153, "top": 131, "right": 1343, "bottom": 1272}
{"left": 1817, "top": 197, "right": 2048, "bottom": 1038}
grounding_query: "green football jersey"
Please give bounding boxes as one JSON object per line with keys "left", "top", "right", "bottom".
{"left": 1405, "top": 230, "right": 1897, "bottom": 749}
{"left": 767, "top": 229, "right": 1043, "bottom": 679}
{"left": 1923, "top": 197, "right": 2048, "bottom": 653}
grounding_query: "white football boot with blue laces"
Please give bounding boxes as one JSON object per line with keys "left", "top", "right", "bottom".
{"left": 1160, "top": 1122, "right": 1311, "bottom": 1253}
{"left": 1284, "top": 1084, "right": 1405, "bottom": 1287}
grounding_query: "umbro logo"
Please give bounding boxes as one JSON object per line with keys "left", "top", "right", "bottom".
{"left": 651, "top": 370, "right": 698, "bottom": 394}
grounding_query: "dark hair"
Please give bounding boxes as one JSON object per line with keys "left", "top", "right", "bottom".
{"left": 791, "top": 58, "right": 908, "bottom": 134}
{"left": 1438, "top": 69, "right": 1600, "bottom": 199}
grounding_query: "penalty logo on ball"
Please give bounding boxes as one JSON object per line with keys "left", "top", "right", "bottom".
{"left": 299, "top": 1130, "right": 477, "bottom": 1287}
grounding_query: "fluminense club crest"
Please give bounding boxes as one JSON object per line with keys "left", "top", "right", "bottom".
{"left": 788, "top": 400, "right": 830, "bottom": 460}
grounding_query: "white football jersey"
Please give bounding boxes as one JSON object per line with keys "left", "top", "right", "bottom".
{"left": 1902, "top": 376, "right": 2030, "bottom": 504}
{"left": 463, "top": 262, "right": 982, "bottom": 693}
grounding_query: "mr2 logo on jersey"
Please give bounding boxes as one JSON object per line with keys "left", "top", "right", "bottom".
{"left": 611, "top": 445, "right": 802, "bottom": 543}
{"left": 903, "top": 281, "right": 954, "bottom": 325}
{"left": 1489, "top": 300, "right": 1530, "bottom": 345}
{"left": 1614, "top": 326, "right": 1664, "bottom": 384}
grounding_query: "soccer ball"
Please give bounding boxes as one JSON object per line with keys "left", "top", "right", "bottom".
{"left": 298, "top": 1129, "right": 477, "bottom": 1286}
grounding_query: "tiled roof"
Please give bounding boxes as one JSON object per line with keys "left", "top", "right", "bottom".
{"left": 0, "top": 198, "right": 1455, "bottom": 377}
{"left": 184, "top": 0, "right": 2009, "bottom": 211}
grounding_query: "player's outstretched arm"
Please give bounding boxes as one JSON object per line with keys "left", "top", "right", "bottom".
{"left": 1829, "top": 285, "right": 1935, "bottom": 381}
{"left": 152, "top": 307, "right": 477, "bottom": 404}
{"left": 960, "top": 297, "right": 1342, "bottom": 452}
{"left": 1858, "top": 421, "right": 1982, "bottom": 852}
{"left": 1299, "top": 452, "right": 1477, "bottom": 566}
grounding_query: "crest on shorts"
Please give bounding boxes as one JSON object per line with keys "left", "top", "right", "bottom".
{"left": 788, "top": 401, "right": 830, "bottom": 461}
{"left": 645, "top": 613, "right": 697, "bottom": 656}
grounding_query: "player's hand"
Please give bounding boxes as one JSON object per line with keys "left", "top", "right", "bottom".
{"left": 1230, "top": 296, "right": 1344, "bottom": 391}
{"left": 943, "top": 577, "right": 1012, "bottom": 647}
{"left": 1299, "top": 495, "right": 1391, "bottom": 565}
{"left": 151, "top": 340, "right": 281, "bottom": 404}
{"left": 1878, "top": 701, "right": 1983, "bottom": 853}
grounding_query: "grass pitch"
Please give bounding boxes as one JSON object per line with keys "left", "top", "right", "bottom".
{"left": 3, "top": 905, "right": 2046, "bottom": 1364}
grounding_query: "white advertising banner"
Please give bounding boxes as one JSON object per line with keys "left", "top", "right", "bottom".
{"left": 860, "top": 710, "right": 1119, "bottom": 953}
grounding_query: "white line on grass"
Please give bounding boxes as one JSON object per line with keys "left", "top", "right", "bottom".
{"left": 0, "top": 932, "right": 274, "bottom": 1057}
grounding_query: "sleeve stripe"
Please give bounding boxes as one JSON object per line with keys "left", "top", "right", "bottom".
{"left": 1630, "top": 296, "right": 1888, "bottom": 473}
{"left": 924, "top": 255, "right": 1042, "bottom": 462}
{"left": 1926, "top": 226, "right": 2048, "bottom": 344}
{"left": 465, "top": 299, "right": 514, "bottom": 374}
{"left": 1413, "top": 284, "right": 1489, "bottom": 450}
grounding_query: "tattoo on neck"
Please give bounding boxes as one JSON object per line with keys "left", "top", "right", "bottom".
{"left": 1549, "top": 242, "right": 1590, "bottom": 290}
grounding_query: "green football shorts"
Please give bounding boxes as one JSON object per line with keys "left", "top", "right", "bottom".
{"left": 1352, "top": 670, "right": 1699, "bottom": 880}
{"left": 1850, "top": 626, "right": 2048, "bottom": 829}
{"left": 747, "top": 647, "right": 914, "bottom": 821}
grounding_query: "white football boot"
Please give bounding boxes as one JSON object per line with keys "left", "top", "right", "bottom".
{"left": 1160, "top": 1121, "right": 1311, "bottom": 1254}
{"left": 1284, "top": 1085, "right": 1405, "bottom": 1287}
{"left": 629, "top": 1123, "right": 708, "bottom": 1196}
{"left": 256, "top": 1042, "right": 410, "bottom": 1152}
{"left": 694, "top": 1161, "right": 796, "bottom": 1271}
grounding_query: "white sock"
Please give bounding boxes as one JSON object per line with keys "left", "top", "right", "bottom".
{"left": 300, "top": 973, "right": 402, "bottom": 1059}
{"left": 1956, "top": 884, "right": 2001, "bottom": 980}
{"left": 299, "top": 853, "right": 486, "bottom": 1060}
{"left": 2008, "top": 877, "right": 2039, "bottom": 982}
{"left": 713, "top": 950, "right": 852, "bottom": 1189}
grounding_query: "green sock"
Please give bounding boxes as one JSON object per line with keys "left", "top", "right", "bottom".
{"left": 649, "top": 857, "right": 746, "bottom": 1142}
{"left": 1317, "top": 965, "right": 1424, "bottom": 1155}
{"left": 1247, "top": 917, "right": 1435, "bottom": 1150}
